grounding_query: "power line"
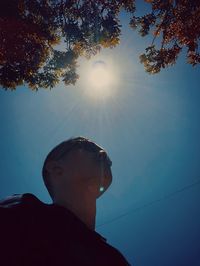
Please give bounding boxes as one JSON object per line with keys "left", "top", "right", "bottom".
{"left": 96, "top": 179, "right": 200, "bottom": 228}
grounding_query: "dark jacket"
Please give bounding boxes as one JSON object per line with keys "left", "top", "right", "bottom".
{"left": 0, "top": 193, "right": 130, "bottom": 266}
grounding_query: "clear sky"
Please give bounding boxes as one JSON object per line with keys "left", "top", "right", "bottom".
{"left": 0, "top": 4, "right": 200, "bottom": 266}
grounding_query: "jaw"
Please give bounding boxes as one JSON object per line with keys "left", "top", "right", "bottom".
{"left": 97, "top": 169, "right": 112, "bottom": 198}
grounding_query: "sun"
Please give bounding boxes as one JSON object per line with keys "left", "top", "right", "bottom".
{"left": 88, "top": 61, "right": 113, "bottom": 89}
{"left": 80, "top": 58, "right": 118, "bottom": 100}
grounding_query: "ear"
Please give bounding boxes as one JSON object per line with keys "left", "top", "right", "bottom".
{"left": 45, "top": 160, "right": 63, "bottom": 177}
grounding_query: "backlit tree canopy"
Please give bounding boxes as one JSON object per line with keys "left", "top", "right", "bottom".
{"left": 131, "top": 0, "right": 200, "bottom": 73}
{"left": 0, "top": 0, "right": 199, "bottom": 90}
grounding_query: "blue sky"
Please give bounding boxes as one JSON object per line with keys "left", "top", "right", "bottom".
{"left": 1, "top": 4, "right": 200, "bottom": 266}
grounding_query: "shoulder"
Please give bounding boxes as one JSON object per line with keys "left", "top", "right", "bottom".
{"left": 0, "top": 193, "right": 46, "bottom": 208}
{"left": 0, "top": 193, "right": 48, "bottom": 219}
{"left": 0, "top": 193, "right": 63, "bottom": 228}
{"left": 0, "top": 193, "right": 49, "bottom": 239}
{"left": 0, "top": 194, "right": 25, "bottom": 220}
{"left": 0, "top": 194, "right": 24, "bottom": 208}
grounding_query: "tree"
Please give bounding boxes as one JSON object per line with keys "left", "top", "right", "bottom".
{"left": 130, "top": 0, "right": 200, "bottom": 73}
{"left": 0, "top": 0, "right": 135, "bottom": 90}
{"left": 0, "top": 0, "right": 199, "bottom": 90}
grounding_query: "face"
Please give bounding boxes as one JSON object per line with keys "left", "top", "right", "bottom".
{"left": 51, "top": 148, "right": 112, "bottom": 199}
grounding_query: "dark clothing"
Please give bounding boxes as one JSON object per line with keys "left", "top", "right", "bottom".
{"left": 0, "top": 193, "right": 130, "bottom": 266}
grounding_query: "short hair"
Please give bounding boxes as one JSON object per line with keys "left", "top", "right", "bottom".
{"left": 42, "top": 136, "right": 112, "bottom": 198}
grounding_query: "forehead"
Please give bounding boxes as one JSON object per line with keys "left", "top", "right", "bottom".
{"left": 63, "top": 148, "right": 111, "bottom": 169}
{"left": 56, "top": 140, "right": 112, "bottom": 167}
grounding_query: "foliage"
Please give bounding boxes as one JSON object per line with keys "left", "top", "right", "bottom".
{"left": 0, "top": 0, "right": 200, "bottom": 90}
{"left": 0, "top": 0, "right": 135, "bottom": 90}
{"left": 130, "top": 0, "right": 200, "bottom": 73}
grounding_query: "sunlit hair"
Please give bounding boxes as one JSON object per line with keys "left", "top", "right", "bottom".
{"left": 42, "top": 136, "right": 112, "bottom": 198}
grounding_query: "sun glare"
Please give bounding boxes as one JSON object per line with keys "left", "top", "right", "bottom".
{"left": 79, "top": 58, "right": 119, "bottom": 101}
{"left": 88, "top": 61, "right": 113, "bottom": 89}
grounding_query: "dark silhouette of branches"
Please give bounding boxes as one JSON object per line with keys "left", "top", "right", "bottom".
{"left": 0, "top": 0, "right": 199, "bottom": 90}
{"left": 130, "top": 0, "right": 200, "bottom": 73}
{"left": 0, "top": 0, "right": 135, "bottom": 90}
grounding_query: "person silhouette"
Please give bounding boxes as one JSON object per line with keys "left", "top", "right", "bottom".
{"left": 0, "top": 137, "right": 130, "bottom": 265}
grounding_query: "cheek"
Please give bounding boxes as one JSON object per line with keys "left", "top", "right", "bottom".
{"left": 102, "top": 169, "right": 112, "bottom": 188}
{"left": 59, "top": 167, "right": 74, "bottom": 189}
{"left": 85, "top": 169, "right": 103, "bottom": 192}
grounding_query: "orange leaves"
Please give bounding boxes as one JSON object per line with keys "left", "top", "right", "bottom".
{"left": 1, "top": 0, "right": 136, "bottom": 90}
{"left": 100, "top": 36, "right": 120, "bottom": 48}
{"left": 153, "top": 29, "right": 160, "bottom": 37}
{"left": 132, "top": 0, "right": 200, "bottom": 73}
{"left": 1, "top": 0, "right": 200, "bottom": 89}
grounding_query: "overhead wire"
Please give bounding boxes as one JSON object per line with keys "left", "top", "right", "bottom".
{"left": 96, "top": 178, "right": 200, "bottom": 228}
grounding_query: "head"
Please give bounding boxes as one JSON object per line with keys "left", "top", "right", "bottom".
{"left": 42, "top": 137, "right": 112, "bottom": 203}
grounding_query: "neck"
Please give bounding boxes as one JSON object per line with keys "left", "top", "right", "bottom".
{"left": 54, "top": 193, "right": 97, "bottom": 230}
